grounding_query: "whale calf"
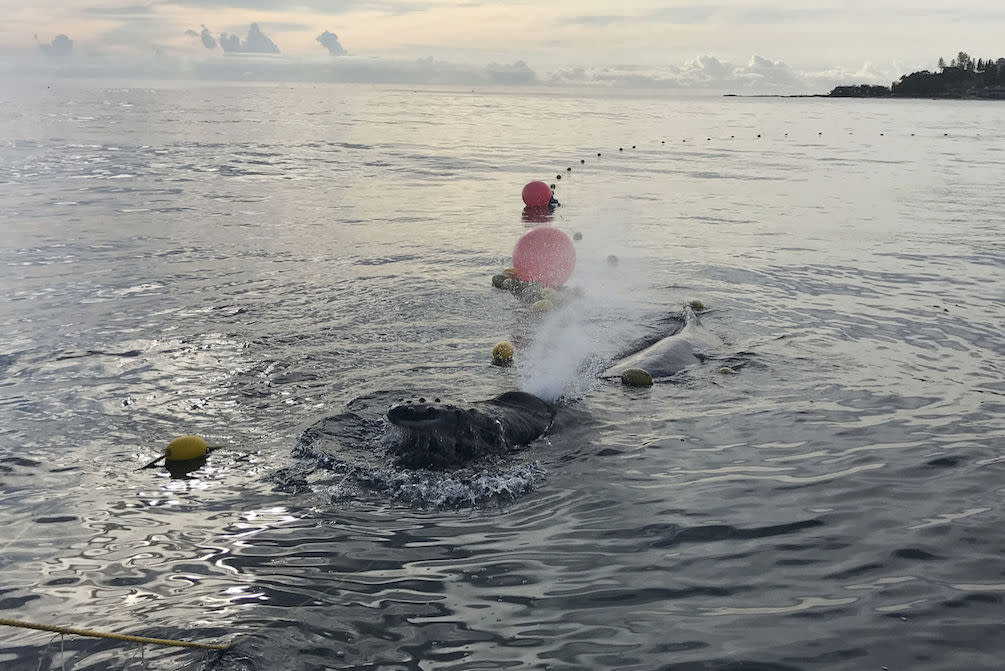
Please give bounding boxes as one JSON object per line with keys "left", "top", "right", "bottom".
{"left": 600, "top": 305, "right": 717, "bottom": 379}
{"left": 385, "top": 391, "right": 554, "bottom": 469}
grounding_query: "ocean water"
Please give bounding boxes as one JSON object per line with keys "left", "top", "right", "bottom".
{"left": 0, "top": 81, "right": 1003, "bottom": 670}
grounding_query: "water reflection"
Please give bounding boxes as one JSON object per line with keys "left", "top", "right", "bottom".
{"left": 1, "top": 84, "right": 1004, "bottom": 671}
{"left": 521, "top": 205, "right": 554, "bottom": 224}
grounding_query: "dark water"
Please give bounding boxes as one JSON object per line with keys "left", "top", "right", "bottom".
{"left": 1, "top": 82, "right": 1003, "bottom": 670}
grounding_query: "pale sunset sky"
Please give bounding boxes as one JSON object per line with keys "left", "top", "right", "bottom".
{"left": 4, "top": 1, "right": 1005, "bottom": 90}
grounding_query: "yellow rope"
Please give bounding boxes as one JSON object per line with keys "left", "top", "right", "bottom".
{"left": 0, "top": 617, "right": 232, "bottom": 651}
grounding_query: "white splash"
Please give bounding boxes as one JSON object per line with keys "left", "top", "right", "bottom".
{"left": 518, "top": 230, "right": 651, "bottom": 402}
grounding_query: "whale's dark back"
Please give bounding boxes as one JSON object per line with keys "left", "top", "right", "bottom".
{"left": 486, "top": 391, "right": 554, "bottom": 443}
{"left": 385, "top": 391, "right": 553, "bottom": 469}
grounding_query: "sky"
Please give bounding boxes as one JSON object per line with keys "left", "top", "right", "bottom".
{"left": 4, "top": 1, "right": 1005, "bottom": 91}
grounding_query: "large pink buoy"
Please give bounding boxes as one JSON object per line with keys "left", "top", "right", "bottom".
{"left": 521, "top": 181, "right": 552, "bottom": 207}
{"left": 513, "top": 226, "right": 576, "bottom": 288}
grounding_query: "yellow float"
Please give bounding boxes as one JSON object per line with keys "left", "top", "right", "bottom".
{"left": 165, "top": 435, "right": 208, "bottom": 461}
{"left": 492, "top": 341, "right": 515, "bottom": 366}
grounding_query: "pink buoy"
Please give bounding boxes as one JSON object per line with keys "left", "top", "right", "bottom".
{"left": 513, "top": 226, "right": 576, "bottom": 288}
{"left": 521, "top": 181, "right": 552, "bottom": 207}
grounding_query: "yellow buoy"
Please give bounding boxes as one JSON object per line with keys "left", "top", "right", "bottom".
{"left": 165, "top": 435, "right": 208, "bottom": 461}
{"left": 689, "top": 299, "right": 705, "bottom": 311}
{"left": 620, "top": 368, "right": 653, "bottom": 386}
{"left": 492, "top": 341, "right": 514, "bottom": 366}
{"left": 531, "top": 299, "right": 553, "bottom": 312}
{"left": 492, "top": 341, "right": 514, "bottom": 360}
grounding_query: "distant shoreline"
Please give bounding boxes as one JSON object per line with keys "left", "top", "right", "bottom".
{"left": 723, "top": 93, "right": 1004, "bottom": 100}
{"left": 723, "top": 94, "right": 825, "bottom": 98}
{"left": 728, "top": 53, "right": 1005, "bottom": 100}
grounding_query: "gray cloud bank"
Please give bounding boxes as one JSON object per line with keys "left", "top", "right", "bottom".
{"left": 546, "top": 55, "right": 904, "bottom": 92}
{"left": 7, "top": 33, "right": 902, "bottom": 93}
{"left": 175, "top": 56, "right": 539, "bottom": 86}
{"left": 551, "top": 56, "right": 804, "bottom": 89}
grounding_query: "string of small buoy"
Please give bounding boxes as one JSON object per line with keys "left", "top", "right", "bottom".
{"left": 486, "top": 129, "right": 923, "bottom": 382}
{"left": 535, "top": 128, "right": 954, "bottom": 213}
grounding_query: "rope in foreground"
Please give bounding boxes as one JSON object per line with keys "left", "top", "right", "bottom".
{"left": 0, "top": 617, "right": 233, "bottom": 651}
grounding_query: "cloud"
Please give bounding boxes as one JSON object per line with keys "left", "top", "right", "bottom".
{"left": 544, "top": 54, "right": 913, "bottom": 93}
{"left": 177, "top": 55, "right": 538, "bottom": 86}
{"left": 648, "top": 5, "right": 722, "bottom": 24}
{"left": 548, "top": 55, "right": 803, "bottom": 90}
{"left": 8, "top": 29, "right": 901, "bottom": 94}
{"left": 218, "top": 32, "right": 240, "bottom": 52}
{"left": 734, "top": 55, "right": 801, "bottom": 87}
{"left": 555, "top": 66, "right": 588, "bottom": 81}
{"left": 163, "top": 0, "right": 435, "bottom": 14}
{"left": 82, "top": 5, "right": 155, "bottom": 16}
{"left": 801, "top": 61, "right": 904, "bottom": 90}
{"left": 258, "top": 22, "right": 314, "bottom": 32}
{"left": 200, "top": 26, "right": 217, "bottom": 50}
{"left": 684, "top": 55, "right": 731, "bottom": 82}
{"left": 187, "top": 25, "right": 219, "bottom": 49}
{"left": 316, "top": 30, "right": 346, "bottom": 56}
{"left": 564, "top": 15, "right": 625, "bottom": 27}
{"left": 565, "top": 5, "right": 723, "bottom": 27}
{"left": 486, "top": 60, "right": 535, "bottom": 85}
{"left": 219, "top": 23, "right": 279, "bottom": 54}
{"left": 735, "top": 7, "right": 839, "bottom": 24}
{"left": 39, "top": 34, "right": 72, "bottom": 60}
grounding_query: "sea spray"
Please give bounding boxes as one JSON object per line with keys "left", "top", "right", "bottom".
{"left": 518, "top": 253, "right": 651, "bottom": 402}
{"left": 518, "top": 300, "right": 607, "bottom": 402}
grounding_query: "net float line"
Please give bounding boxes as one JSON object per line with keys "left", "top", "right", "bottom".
{"left": 0, "top": 617, "right": 233, "bottom": 651}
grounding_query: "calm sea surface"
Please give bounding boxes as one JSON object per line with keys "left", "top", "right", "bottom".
{"left": 1, "top": 82, "right": 1003, "bottom": 671}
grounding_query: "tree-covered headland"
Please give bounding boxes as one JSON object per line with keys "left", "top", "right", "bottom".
{"left": 829, "top": 52, "right": 1005, "bottom": 98}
